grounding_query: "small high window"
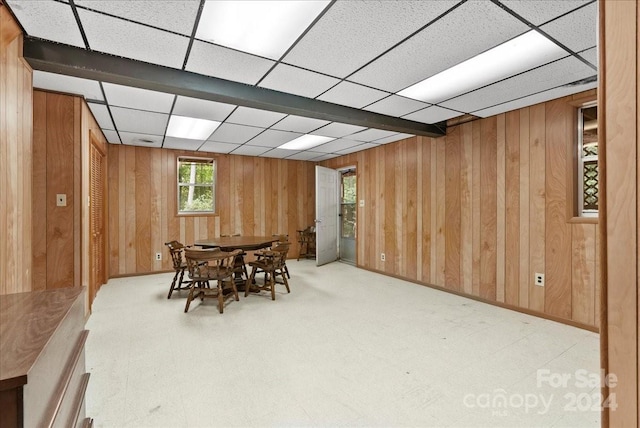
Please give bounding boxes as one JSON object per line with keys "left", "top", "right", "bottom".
{"left": 578, "top": 103, "right": 598, "bottom": 217}
{"left": 177, "top": 157, "right": 215, "bottom": 214}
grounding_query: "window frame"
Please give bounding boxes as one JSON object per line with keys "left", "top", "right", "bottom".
{"left": 176, "top": 156, "right": 216, "bottom": 216}
{"left": 577, "top": 102, "right": 598, "bottom": 218}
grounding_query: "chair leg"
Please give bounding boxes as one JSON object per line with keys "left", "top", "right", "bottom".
{"left": 217, "top": 281, "right": 224, "bottom": 314}
{"left": 281, "top": 270, "right": 290, "bottom": 293}
{"left": 184, "top": 281, "right": 197, "bottom": 312}
{"left": 284, "top": 263, "right": 290, "bottom": 279}
{"left": 245, "top": 266, "right": 258, "bottom": 297}
{"left": 168, "top": 270, "right": 179, "bottom": 299}
{"left": 230, "top": 278, "right": 239, "bottom": 301}
{"left": 270, "top": 273, "right": 276, "bottom": 300}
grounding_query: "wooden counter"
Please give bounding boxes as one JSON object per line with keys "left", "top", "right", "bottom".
{"left": 0, "top": 287, "right": 91, "bottom": 428}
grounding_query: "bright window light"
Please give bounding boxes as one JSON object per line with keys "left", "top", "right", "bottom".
{"left": 166, "top": 115, "right": 221, "bottom": 140}
{"left": 398, "top": 31, "right": 567, "bottom": 104}
{"left": 279, "top": 134, "right": 334, "bottom": 150}
{"left": 196, "top": 1, "right": 330, "bottom": 60}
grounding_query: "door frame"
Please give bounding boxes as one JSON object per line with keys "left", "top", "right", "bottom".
{"left": 337, "top": 165, "right": 357, "bottom": 265}
{"left": 88, "top": 133, "right": 107, "bottom": 308}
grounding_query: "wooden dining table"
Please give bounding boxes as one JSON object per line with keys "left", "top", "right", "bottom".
{"left": 194, "top": 236, "right": 279, "bottom": 290}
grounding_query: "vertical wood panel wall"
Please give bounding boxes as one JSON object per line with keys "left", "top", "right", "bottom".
{"left": 322, "top": 91, "right": 600, "bottom": 329}
{"left": 0, "top": 5, "right": 33, "bottom": 295}
{"left": 107, "top": 145, "right": 316, "bottom": 276}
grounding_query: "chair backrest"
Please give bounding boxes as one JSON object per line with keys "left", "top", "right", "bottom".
{"left": 165, "top": 240, "right": 186, "bottom": 270}
{"left": 270, "top": 242, "right": 290, "bottom": 268}
{"left": 272, "top": 234, "right": 288, "bottom": 245}
{"left": 184, "top": 248, "right": 241, "bottom": 281}
{"left": 220, "top": 233, "right": 241, "bottom": 237}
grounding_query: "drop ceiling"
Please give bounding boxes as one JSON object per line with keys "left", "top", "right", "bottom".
{"left": 7, "top": 0, "right": 597, "bottom": 161}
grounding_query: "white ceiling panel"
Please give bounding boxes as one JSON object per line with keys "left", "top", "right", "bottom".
{"left": 313, "top": 138, "right": 363, "bottom": 154}
{"left": 172, "top": 96, "right": 236, "bottom": 122}
{"left": 119, "top": 131, "right": 163, "bottom": 147}
{"left": 87, "top": 103, "right": 114, "bottom": 130}
{"left": 402, "top": 106, "right": 462, "bottom": 124}
{"left": 310, "top": 153, "right": 339, "bottom": 162}
{"left": 311, "top": 123, "right": 366, "bottom": 138}
{"left": 317, "top": 81, "right": 388, "bottom": 109}
{"left": 102, "top": 82, "right": 174, "bottom": 113}
{"left": 350, "top": 128, "right": 400, "bottom": 142}
{"left": 271, "top": 115, "right": 329, "bottom": 133}
{"left": 248, "top": 129, "right": 302, "bottom": 148}
{"left": 226, "top": 107, "right": 286, "bottom": 128}
{"left": 102, "top": 130, "right": 121, "bottom": 144}
{"left": 337, "top": 142, "right": 378, "bottom": 155}
{"left": 208, "top": 123, "right": 264, "bottom": 144}
{"left": 231, "top": 145, "right": 269, "bottom": 157}
{"left": 499, "top": 0, "right": 591, "bottom": 26}
{"left": 350, "top": 1, "right": 529, "bottom": 92}
{"left": 283, "top": 0, "right": 458, "bottom": 78}
{"left": 579, "top": 47, "right": 597, "bottom": 68}
{"left": 286, "top": 151, "right": 323, "bottom": 161}
{"left": 75, "top": 1, "right": 200, "bottom": 36}
{"left": 258, "top": 64, "right": 341, "bottom": 98}
{"left": 540, "top": 3, "right": 597, "bottom": 53}
{"left": 260, "top": 148, "right": 295, "bottom": 159}
{"left": 33, "top": 71, "right": 104, "bottom": 101}
{"left": 7, "top": 1, "right": 85, "bottom": 47}
{"left": 473, "top": 80, "right": 598, "bottom": 118}
{"left": 440, "top": 57, "right": 596, "bottom": 113}
{"left": 363, "top": 95, "right": 430, "bottom": 117}
{"left": 373, "top": 133, "right": 414, "bottom": 145}
{"left": 198, "top": 141, "right": 240, "bottom": 154}
{"left": 186, "top": 41, "right": 275, "bottom": 85}
{"left": 78, "top": 9, "right": 189, "bottom": 69}
{"left": 163, "top": 137, "right": 203, "bottom": 151}
{"left": 110, "top": 107, "right": 168, "bottom": 134}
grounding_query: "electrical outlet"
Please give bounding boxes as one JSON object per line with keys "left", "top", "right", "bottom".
{"left": 359, "top": 199, "right": 365, "bottom": 207}
{"left": 56, "top": 194, "right": 67, "bottom": 207}
{"left": 155, "top": 253, "right": 162, "bottom": 261}
{"left": 534, "top": 273, "right": 544, "bottom": 286}
{"left": 380, "top": 253, "right": 386, "bottom": 262}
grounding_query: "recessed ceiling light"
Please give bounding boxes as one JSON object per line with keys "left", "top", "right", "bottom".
{"left": 196, "top": 0, "right": 330, "bottom": 60}
{"left": 398, "top": 31, "right": 567, "bottom": 104}
{"left": 278, "top": 134, "right": 334, "bottom": 150}
{"left": 166, "top": 115, "right": 221, "bottom": 140}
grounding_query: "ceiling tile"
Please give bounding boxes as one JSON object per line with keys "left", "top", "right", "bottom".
{"left": 208, "top": 123, "right": 264, "bottom": 144}
{"left": 231, "top": 145, "right": 269, "bottom": 157}
{"left": 248, "top": 129, "right": 302, "bottom": 148}
{"left": 87, "top": 103, "right": 115, "bottom": 130}
{"left": 283, "top": 0, "right": 458, "bottom": 78}
{"left": 163, "top": 137, "right": 203, "bottom": 150}
{"left": 317, "top": 81, "right": 387, "bottom": 109}
{"left": 186, "top": 41, "right": 275, "bottom": 85}
{"left": 33, "top": 71, "right": 104, "bottom": 101}
{"left": 78, "top": 9, "right": 189, "bottom": 69}
{"left": 337, "top": 142, "right": 378, "bottom": 155}
{"left": 103, "top": 130, "right": 121, "bottom": 144}
{"left": 439, "top": 57, "right": 595, "bottom": 113}
{"left": 540, "top": 3, "right": 597, "bottom": 54}
{"left": 578, "top": 47, "right": 597, "bottom": 68}
{"left": 259, "top": 148, "right": 294, "bottom": 159}
{"left": 499, "top": 0, "right": 591, "bottom": 25}
{"left": 258, "top": 64, "right": 341, "bottom": 98}
{"left": 286, "top": 151, "right": 323, "bottom": 161}
{"left": 226, "top": 107, "right": 287, "bottom": 128}
{"left": 199, "top": 141, "right": 240, "bottom": 154}
{"left": 119, "top": 131, "right": 162, "bottom": 147}
{"left": 7, "top": 1, "right": 85, "bottom": 47}
{"left": 75, "top": 1, "right": 200, "bottom": 36}
{"left": 350, "top": 1, "right": 529, "bottom": 92}
{"left": 349, "top": 128, "right": 400, "bottom": 142}
{"left": 102, "top": 82, "right": 174, "bottom": 113}
{"left": 363, "top": 95, "right": 430, "bottom": 117}
{"left": 373, "top": 133, "right": 414, "bottom": 145}
{"left": 270, "top": 115, "right": 330, "bottom": 133}
{"left": 313, "top": 138, "right": 363, "bottom": 154}
{"left": 310, "top": 153, "right": 339, "bottom": 162}
{"left": 311, "top": 123, "right": 366, "bottom": 138}
{"left": 172, "top": 96, "right": 236, "bottom": 122}
{"left": 110, "top": 107, "right": 168, "bottom": 134}
{"left": 402, "top": 106, "right": 462, "bottom": 124}
{"left": 472, "top": 79, "right": 598, "bottom": 118}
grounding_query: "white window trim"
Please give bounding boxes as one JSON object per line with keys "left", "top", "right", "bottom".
{"left": 577, "top": 102, "right": 598, "bottom": 218}
{"left": 177, "top": 156, "right": 216, "bottom": 215}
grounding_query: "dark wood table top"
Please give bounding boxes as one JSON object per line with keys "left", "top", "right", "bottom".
{"left": 195, "top": 236, "right": 279, "bottom": 251}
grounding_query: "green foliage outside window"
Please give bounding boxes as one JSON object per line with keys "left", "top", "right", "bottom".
{"left": 178, "top": 157, "right": 215, "bottom": 213}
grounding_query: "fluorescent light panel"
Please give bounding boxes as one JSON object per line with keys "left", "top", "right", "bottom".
{"left": 196, "top": 1, "right": 330, "bottom": 60}
{"left": 398, "top": 31, "right": 567, "bottom": 104}
{"left": 166, "top": 115, "right": 221, "bottom": 140}
{"left": 279, "top": 134, "right": 334, "bottom": 150}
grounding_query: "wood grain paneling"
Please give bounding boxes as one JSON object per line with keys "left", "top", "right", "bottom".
{"left": 107, "top": 146, "right": 316, "bottom": 276}
{"left": 322, "top": 90, "right": 600, "bottom": 330}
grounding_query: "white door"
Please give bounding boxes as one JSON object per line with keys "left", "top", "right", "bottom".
{"left": 315, "top": 165, "right": 339, "bottom": 266}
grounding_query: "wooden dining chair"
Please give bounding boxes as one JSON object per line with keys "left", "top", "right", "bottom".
{"left": 245, "top": 242, "right": 290, "bottom": 300}
{"left": 296, "top": 226, "right": 316, "bottom": 260}
{"left": 164, "top": 240, "right": 192, "bottom": 299}
{"left": 183, "top": 248, "right": 241, "bottom": 313}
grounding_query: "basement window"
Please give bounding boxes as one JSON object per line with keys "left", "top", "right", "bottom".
{"left": 177, "top": 157, "right": 216, "bottom": 214}
{"left": 578, "top": 103, "right": 598, "bottom": 217}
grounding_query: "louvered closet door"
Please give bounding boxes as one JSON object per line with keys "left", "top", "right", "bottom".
{"left": 90, "top": 143, "right": 106, "bottom": 307}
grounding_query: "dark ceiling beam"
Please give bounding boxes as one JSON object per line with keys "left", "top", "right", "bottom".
{"left": 22, "top": 37, "right": 446, "bottom": 138}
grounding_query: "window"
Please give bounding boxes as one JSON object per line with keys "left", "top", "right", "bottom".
{"left": 177, "top": 157, "right": 215, "bottom": 214}
{"left": 578, "top": 103, "right": 598, "bottom": 217}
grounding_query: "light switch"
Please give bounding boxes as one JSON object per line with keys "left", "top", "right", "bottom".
{"left": 56, "top": 194, "right": 67, "bottom": 207}
{"left": 359, "top": 199, "right": 365, "bottom": 207}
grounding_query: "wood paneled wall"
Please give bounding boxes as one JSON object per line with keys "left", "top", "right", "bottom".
{"left": 322, "top": 90, "right": 600, "bottom": 329}
{"left": 1, "top": 5, "right": 33, "bottom": 295}
{"left": 107, "top": 145, "right": 316, "bottom": 276}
